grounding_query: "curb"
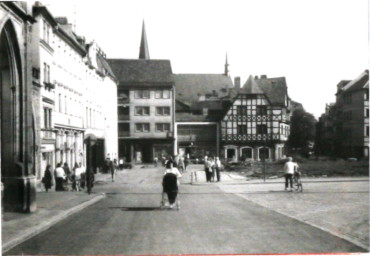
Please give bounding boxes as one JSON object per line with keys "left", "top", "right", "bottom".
{"left": 2, "top": 193, "right": 106, "bottom": 253}
{"left": 231, "top": 192, "right": 369, "bottom": 251}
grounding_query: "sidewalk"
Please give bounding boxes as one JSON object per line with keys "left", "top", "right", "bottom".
{"left": 185, "top": 165, "right": 369, "bottom": 251}
{"left": 2, "top": 172, "right": 110, "bottom": 253}
{"left": 184, "top": 164, "right": 369, "bottom": 184}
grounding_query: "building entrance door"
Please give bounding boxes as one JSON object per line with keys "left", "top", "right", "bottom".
{"left": 241, "top": 148, "right": 253, "bottom": 160}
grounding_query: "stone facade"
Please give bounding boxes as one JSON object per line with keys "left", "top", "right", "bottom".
{"left": 0, "top": 2, "right": 37, "bottom": 212}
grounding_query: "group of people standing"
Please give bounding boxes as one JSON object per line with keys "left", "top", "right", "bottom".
{"left": 161, "top": 154, "right": 190, "bottom": 174}
{"left": 204, "top": 156, "right": 222, "bottom": 182}
{"left": 42, "top": 162, "right": 87, "bottom": 192}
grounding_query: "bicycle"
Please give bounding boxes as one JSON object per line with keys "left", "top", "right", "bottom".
{"left": 293, "top": 172, "right": 303, "bottom": 192}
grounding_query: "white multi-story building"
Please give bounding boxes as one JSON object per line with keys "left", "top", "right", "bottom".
{"left": 31, "top": 3, "right": 117, "bottom": 186}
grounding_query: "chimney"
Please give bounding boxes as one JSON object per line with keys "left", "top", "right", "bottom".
{"left": 261, "top": 75, "right": 267, "bottom": 79}
{"left": 234, "top": 77, "right": 241, "bottom": 89}
{"left": 55, "top": 17, "right": 68, "bottom": 25}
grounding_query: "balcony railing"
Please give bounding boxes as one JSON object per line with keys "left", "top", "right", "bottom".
{"left": 118, "top": 114, "right": 130, "bottom": 121}
{"left": 118, "top": 97, "right": 130, "bottom": 104}
{"left": 41, "top": 129, "right": 55, "bottom": 140}
{"left": 118, "top": 131, "right": 130, "bottom": 137}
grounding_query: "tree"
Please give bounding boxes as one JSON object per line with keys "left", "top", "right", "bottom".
{"left": 288, "top": 108, "right": 317, "bottom": 156}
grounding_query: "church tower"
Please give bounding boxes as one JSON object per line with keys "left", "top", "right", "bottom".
{"left": 224, "top": 53, "right": 229, "bottom": 76}
{"left": 139, "top": 20, "right": 150, "bottom": 59}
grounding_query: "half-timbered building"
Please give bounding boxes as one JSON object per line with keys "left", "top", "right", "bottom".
{"left": 221, "top": 75, "right": 291, "bottom": 162}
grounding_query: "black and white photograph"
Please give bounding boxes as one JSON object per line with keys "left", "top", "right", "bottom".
{"left": 0, "top": 0, "right": 368, "bottom": 255}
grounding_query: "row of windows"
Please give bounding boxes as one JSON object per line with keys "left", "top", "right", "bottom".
{"left": 237, "top": 106, "right": 267, "bottom": 116}
{"left": 134, "top": 106, "right": 170, "bottom": 116}
{"left": 134, "top": 90, "right": 171, "bottom": 99}
{"left": 237, "top": 124, "right": 268, "bottom": 135}
{"left": 135, "top": 123, "right": 171, "bottom": 133}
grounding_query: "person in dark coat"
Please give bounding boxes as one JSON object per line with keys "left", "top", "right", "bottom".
{"left": 42, "top": 165, "right": 53, "bottom": 192}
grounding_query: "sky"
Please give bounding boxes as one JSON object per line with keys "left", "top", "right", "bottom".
{"left": 42, "top": 0, "right": 368, "bottom": 118}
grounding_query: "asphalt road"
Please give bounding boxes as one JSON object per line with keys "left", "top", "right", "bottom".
{"left": 5, "top": 166, "right": 366, "bottom": 255}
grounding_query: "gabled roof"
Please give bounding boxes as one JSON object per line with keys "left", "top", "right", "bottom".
{"left": 255, "top": 76, "right": 288, "bottom": 105}
{"left": 341, "top": 70, "right": 369, "bottom": 93}
{"left": 239, "top": 75, "right": 288, "bottom": 105}
{"left": 242, "top": 75, "right": 264, "bottom": 94}
{"left": 106, "top": 59, "right": 173, "bottom": 86}
{"left": 173, "top": 74, "right": 233, "bottom": 106}
{"left": 96, "top": 54, "right": 116, "bottom": 80}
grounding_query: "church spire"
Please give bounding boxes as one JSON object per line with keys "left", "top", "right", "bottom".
{"left": 224, "top": 53, "right": 229, "bottom": 76}
{"left": 139, "top": 20, "right": 150, "bottom": 59}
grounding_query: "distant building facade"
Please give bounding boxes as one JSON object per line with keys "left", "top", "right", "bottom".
{"left": 31, "top": 3, "right": 118, "bottom": 188}
{"left": 317, "top": 70, "right": 369, "bottom": 159}
{"left": 220, "top": 75, "right": 291, "bottom": 161}
{"left": 108, "top": 22, "right": 175, "bottom": 163}
{"left": 174, "top": 73, "right": 233, "bottom": 159}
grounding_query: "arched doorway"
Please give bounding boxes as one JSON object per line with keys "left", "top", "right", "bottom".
{"left": 1, "top": 20, "right": 36, "bottom": 212}
{"left": 240, "top": 147, "right": 253, "bottom": 161}
{"left": 0, "top": 21, "right": 20, "bottom": 179}
{"left": 258, "top": 147, "right": 270, "bottom": 161}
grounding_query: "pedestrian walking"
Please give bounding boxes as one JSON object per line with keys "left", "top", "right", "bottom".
{"left": 55, "top": 163, "right": 66, "bottom": 191}
{"left": 215, "top": 157, "right": 222, "bottom": 182}
{"left": 204, "top": 155, "right": 208, "bottom": 181}
{"left": 71, "top": 162, "right": 82, "bottom": 191}
{"left": 42, "top": 165, "right": 53, "bottom": 192}
{"left": 210, "top": 157, "right": 216, "bottom": 182}
{"left": 153, "top": 156, "right": 158, "bottom": 167}
{"left": 104, "top": 156, "right": 115, "bottom": 181}
{"left": 184, "top": 154, "right": 190, "bottom": 172}
{"left": 205, "top": 156, "right": 213, "bottom": 182}
{"left": 178, "top": 155, "right": 185, "bottom": 174}
{"left": 165, "top": 156, "right": 174, "bottom": 170}
{"left": 63, "top": 162, "right": 71, "bottom": 177}
{"left": 284, "top": 157, "right": 296, "bottom": 191}
{"left": 113, "top": 158, "right": 119, "bottom": 171}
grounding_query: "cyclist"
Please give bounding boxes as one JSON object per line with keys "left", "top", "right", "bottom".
{"left": 283, "top": 157, "right": 296, "bottom": 192}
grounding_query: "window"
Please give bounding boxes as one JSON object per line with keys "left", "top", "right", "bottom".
{"left": 156, "top": 123, "right": 170, "bottom": 132}
{"left": 237, "top": 106, "right": 247, "bottom": 115}
{"left": 135, "top": 106, "right": 150, "bottom": 116}
{"left": 134, "top": 90, "right": 150, "bottom": 99}
{"left": 135, "top": 123, "right": 150, "bottom": 132}
{"left": 256, "top": 106, "right": 267, "bottom": 115}
{"left": 64, "top": 96, "right": 67, "bottom": 114}
{"left": 259, "top": 147, "right": 269, "bottom": 160}
{"left": 344, "top": 93, "right": 352, "bottom": 104}
{"left": 156, "top": 107, "right": 170, "bottom": 116}
{"left": 344, "top": 111, "right": 352, "bottom": 121}
{"left": 257, "top": 124, "right": 267, "bottom": 134}
{"left": 43, "top": 63, "right": 50, "bottom": 83}
{"left": 155, "top": 90, "right": 170, "bottom": 99}
{"left": 365, "top": 108, "right": 369, "bottom": 118}
{"left": 58, "top": 94, "right": 62, "bottom": 112}
{"left": 366, "top": 126, "right": 369, "bottom": 137}
{"left": 237, "top": 125, "right": 247, "bottom": 134}
{"left": 365, "top": 91, "right": 369, "bottom": 101}
{"left": 43, "top": 107, "right": 52, "bottom": 129}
